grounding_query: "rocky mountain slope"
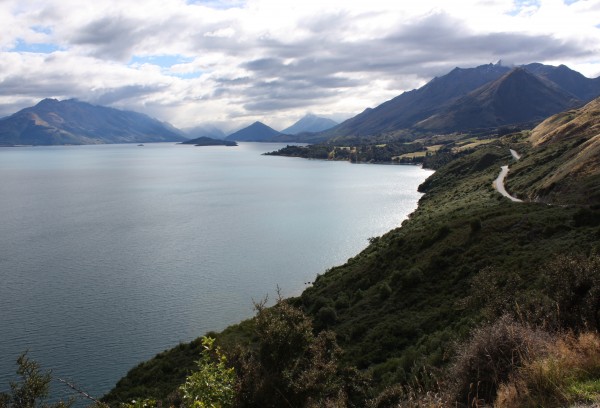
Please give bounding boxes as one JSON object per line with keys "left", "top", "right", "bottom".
{"left": 317, "top": 63, "right": 598, "bottom": 140}
{"left": 415, "top": 68, "right": 581, "bottom": 132}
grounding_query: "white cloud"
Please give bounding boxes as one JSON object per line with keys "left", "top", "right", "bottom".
{"left": 0, "top": 0, "right": 598, "bottom": 131}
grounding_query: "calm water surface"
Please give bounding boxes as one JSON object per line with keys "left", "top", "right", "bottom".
{"left": 0, "top": 142, "right": 432, "bottom": 401}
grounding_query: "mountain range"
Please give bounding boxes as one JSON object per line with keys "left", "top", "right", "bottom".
{"left": 0, "top": 98, "right": 187, "bottom": 146}
{"left": 1, "top": 62, "right": 598, "bottom": 147}
{"left": 414, "top": 67, "right": 581, "bottom": 132}
{"left": 315, "top": 62, "right": 600, "bottom": 141}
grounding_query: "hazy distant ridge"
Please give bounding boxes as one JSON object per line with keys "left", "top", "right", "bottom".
{"left": 282, "top": 114, "right": 338, "bottom": 135}
{"left": 0, "top": 98, "right": 188, "bottom": 146}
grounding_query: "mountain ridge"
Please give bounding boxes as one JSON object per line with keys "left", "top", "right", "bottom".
{"left": 315, "top": 62, "right": 598, "bottom": 141}
{"left": 0, "top": 98, "right": 188, "bottom": 146}
{"left": 415, "top": 67, "right": 582, "bottom": 132}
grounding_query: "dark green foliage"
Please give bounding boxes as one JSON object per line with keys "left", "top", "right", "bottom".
{"left": 316, "top": 306, "right": 337, "bottom": 327}
{"left": 232, "top": 299, "right": 370, "bottom": 407}
{"left": 0, "top": 353, "right": 73, "bottom": 408}
{"left": 542, "top": 254, "right": 600, "bottom": 331}
{"left": 102, "top": 339, "right": 205, "bottom": 405}
{"left": 264, "top": 141, "right": 425, "bottom": 164}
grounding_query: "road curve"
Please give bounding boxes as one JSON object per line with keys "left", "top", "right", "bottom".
{"left": 493, "top": 149, "right": 523, "bottom": 202}
{"left": 494, "top": 165, "right": 523, "bottom": 202}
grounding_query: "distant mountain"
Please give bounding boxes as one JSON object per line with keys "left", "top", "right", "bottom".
{"left": 318, "top": 62, "right": 599, "bottom": 140}
{"left": 522, "top": 63, "right": 600, "bottom": 101}
{"left": 415, "top": 68, "right": 582, "bottom": 132}
{"left": 282, "top": 114, "right": 338, "bottom": 135}
{"left": 0, "top": 98, "right": 188, "bottom": 146}
{"left": 225, "top": 121, "right": 281, "bottom": 142}
{"left": 319, "top": 62, "right": 511, "bottom": 139}
{"left": 180, "top": 136, "right": 237, "bottom": 146}
{"left": 183, "top": 124, "right": 226, "bottom": 140}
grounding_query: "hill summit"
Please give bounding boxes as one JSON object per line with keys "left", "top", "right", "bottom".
{"left": 225, "top": 121, "right": 281, "bottom": 142}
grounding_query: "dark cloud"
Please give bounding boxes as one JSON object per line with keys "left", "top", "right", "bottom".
{"left": 71, "top": 16, "right": 145, "bottom": 60}
{"left": 90, "top": 84, "right": 169, "bottom": 106}
{"left": 213, "top": 8, "right": 597, "bottom": 119}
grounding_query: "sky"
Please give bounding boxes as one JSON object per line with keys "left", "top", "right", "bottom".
{"left": 0, "top": 0, "right": 599, "bottom": 133}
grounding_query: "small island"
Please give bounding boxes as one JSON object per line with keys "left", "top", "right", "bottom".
{"left": 180, "top": 136, "right": 238, "bottom": 147}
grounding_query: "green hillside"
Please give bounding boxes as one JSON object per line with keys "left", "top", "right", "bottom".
{"left": 102, "top": 101, "right": 600, "bottom": 407}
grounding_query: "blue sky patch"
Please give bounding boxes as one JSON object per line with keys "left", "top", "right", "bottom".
{"left": 129, "top": 55, "right": 194, "bottom": 68}
{"left": 507, "top": 0, "right": 541, "bottom": 15}
{"left": 11, "top": 39, "right": 60, "bottom": 53}
{"left": 129, "top": 55, "right": 201, "bottom": 78}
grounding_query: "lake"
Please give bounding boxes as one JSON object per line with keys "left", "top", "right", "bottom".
{"left": 0, "top": 142, "right": 433, "bottom": 402}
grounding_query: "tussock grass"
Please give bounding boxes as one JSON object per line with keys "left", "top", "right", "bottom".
{"left": 496, "top": 332, "right": 600, "bottom": 407}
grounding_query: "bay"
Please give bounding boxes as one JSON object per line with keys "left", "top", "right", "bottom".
{"left": 0, "top": 142, "right": 433, "bottom": 402}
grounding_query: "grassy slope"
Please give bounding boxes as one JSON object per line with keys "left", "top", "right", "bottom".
{"left": 104, "top": 125, "right": 600, "bottom": 404}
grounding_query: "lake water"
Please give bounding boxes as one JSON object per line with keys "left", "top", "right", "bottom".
{"left": 0, "top": 142, "right": 432, "bottom": 402}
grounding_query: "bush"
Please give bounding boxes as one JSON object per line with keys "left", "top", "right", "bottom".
{"left": 233, "top": 299, "right": 369, "bottom": 407}
{"left": 448, "top": 316, "right": 549, "bottom": 406}
{"left": 179, "top": 337, "right": 236, "bottom": 408}
{"left": 317, "top": 306, "right": 338, "bottom": 327}
{"left": 542, "top": 254, "right": 600, "bottom": 331}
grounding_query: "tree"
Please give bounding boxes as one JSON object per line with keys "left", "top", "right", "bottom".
{"left": 0, "top": 352, "right": 72, "bottom": 408}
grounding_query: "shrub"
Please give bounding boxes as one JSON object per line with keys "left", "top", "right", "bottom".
{"left": 448, "top": 316, "right": 549, "bottom": 406}
{"left": 542, "top": 254, "right": 600, "bottom": 331}
{"left": 179, "top": 337, "right": 236, "bottom": 408}
{"left": 233, "top": 299, "right": 368, "bottom": 407}
{"left": 317, "top": 306, "right": 338, "bottom": 327}
{"left": 378, "top": 283, "right": 392, "bottom": 300}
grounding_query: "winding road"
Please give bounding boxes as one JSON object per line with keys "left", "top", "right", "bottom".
{"left": 493, "top": 149, "right": 523, "bottom": 203}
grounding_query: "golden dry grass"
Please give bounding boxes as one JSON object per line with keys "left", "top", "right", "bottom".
{"left": 495, "top": 332, "right": 600, "bottom": 407}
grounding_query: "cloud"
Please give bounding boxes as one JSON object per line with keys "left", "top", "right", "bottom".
{"left": 0, "top": 0, "right": 598, "bottom": 130}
